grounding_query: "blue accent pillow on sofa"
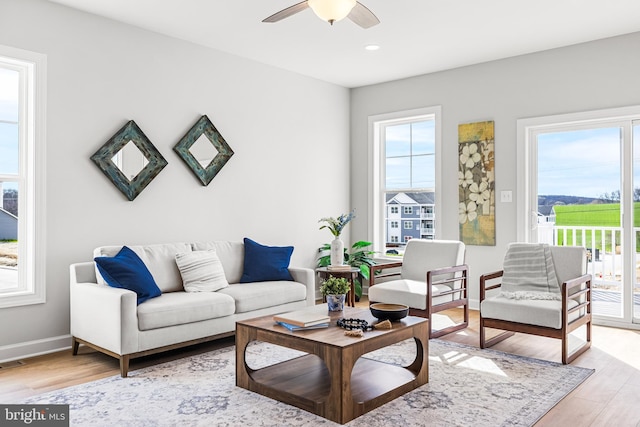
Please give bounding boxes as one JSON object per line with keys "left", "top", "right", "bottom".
{"left": 94, "top": 246, "right": 162, "bottom": 305}
{"left": 240, "top": 238, "right": 294, "bottom": 283}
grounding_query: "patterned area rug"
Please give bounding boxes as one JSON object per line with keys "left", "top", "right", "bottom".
{"left": 23, "top": 339, "right": 593, "bottom": 426}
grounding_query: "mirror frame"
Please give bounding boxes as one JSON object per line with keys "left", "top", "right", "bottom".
{"left": 91, "top": 120, "right": 168, "bottom": 201}
{"left": 174, "top": 115, "right": 234, "bottom": 186}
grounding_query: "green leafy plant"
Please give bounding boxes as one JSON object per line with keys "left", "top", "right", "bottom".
{"left": 317, "top": 240, "right": 376, "bottom": 299}
{"left": 319, "top": 275, "right": 351, "bottom": 296}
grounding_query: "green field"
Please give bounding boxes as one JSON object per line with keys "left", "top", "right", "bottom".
{"left": 551, "top": 203, "right": 640, "bottom": 249}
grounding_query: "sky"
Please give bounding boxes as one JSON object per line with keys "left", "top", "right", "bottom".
{"left": 538, "top": 126, "right": 640, "bottom": 199}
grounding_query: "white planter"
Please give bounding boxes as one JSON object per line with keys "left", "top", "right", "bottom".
{"left": 330, "top": 237, "right": 344, "bottom": 266}
{"left": 326, "top": 294, "right": 346, "bottom": 311}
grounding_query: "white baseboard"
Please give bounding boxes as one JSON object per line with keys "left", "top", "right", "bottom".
{"left": 0, "top": 334, "right": 72, "bottom": 363}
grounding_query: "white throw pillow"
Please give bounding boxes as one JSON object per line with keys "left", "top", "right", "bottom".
{"left": 175, "top": 250, "right": 229, "bottom": 292}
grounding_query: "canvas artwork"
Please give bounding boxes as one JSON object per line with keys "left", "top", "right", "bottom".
{"left": 458, "top": 121, "right": 495, "bottom": 246}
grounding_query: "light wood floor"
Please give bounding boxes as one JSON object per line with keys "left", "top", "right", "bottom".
{"left": 2, "top": 301, "right": 640, "bottom": 426}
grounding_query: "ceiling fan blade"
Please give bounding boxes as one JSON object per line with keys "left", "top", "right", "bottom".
{"left": 262, "top": 1, "right": 309, "bottom": 23}
{"left": 348, "top": 2, "right": 380, "bottom": 28}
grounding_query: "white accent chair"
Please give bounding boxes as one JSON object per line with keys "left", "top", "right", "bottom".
{"left": 479, "top": 244, "right": 592, "bottom": 364}
{"left": 368, "top": 239, "right": 469, "bottom": 338}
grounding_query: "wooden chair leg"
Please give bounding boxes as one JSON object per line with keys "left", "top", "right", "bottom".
{"left": 71, "top": 336, "right": 79, "bottom": 355}
{"left": 563, "top": 318, "right": 592, "bottom": 364}
{"left": 120, "top": 355, "right": 130, "bottom": 378}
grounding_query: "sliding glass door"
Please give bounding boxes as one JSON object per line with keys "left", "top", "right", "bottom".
{"left": 520, "top": 108, "right": 640, "bottom": 327}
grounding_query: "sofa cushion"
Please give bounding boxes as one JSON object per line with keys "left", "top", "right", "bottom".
{"left": 94, "top": 242, "right": 192, "bottom": 293}
{"left": 137, "top": 291, "right": 236, "bottom": 331}
{"left": 175, "top": 250, "right": 229, "bottom": 292}
{"left": 94, "top": 246, "right": 162, "bottom": 305}
{"left": 191, "top": 241, "right": 244, "bottom": 284}
{"left": 481, "top": 295, "right": 581, "bottom": 329}
{"left": 240, "top": 238, "right": 294, "bottom": 283}
{"left": 218, "top": 281, "right": 306, "bottom": 313}
{"left": 368, "top": 279, "right": 452, "bottom": 310}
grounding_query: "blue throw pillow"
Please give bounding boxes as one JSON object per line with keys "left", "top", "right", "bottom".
{"left": 240, "top": 238, "right": 294, "bottom": 283}
{"left": 94, "top": 246, "right": 162, "bottom": 305}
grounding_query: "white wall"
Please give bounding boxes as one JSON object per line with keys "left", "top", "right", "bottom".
{"left": 0, "top": 0, "right": 350, "bottom": 358}
{"left": 350, "top": 31, "right": 640, "bottom": 307}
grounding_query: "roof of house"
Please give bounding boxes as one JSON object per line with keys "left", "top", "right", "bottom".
{"left": 387, "top": 192, "right": 435, "bottom": 205}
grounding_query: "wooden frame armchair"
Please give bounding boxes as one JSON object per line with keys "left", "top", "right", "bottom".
{"left": 479, "top": 244, "right": 592, "bottom": 364}
{"left": 368, "top": 239, "right": 469, "bottom": 338}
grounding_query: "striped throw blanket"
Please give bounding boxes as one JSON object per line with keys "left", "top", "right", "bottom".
{"left": 499, "top": 243, "right": 561, "bottom": 300}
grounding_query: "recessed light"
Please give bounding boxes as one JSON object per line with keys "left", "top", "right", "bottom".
{"left": 364, "top": 44, "right": 380, "bottom": 51}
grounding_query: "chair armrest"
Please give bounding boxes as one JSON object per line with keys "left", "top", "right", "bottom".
{"left": 479, "top": 270, "right": 504, "bottom": 302}
{"left": 427, "top": 264, "right": 469, "bottom": 300}
{"left": 368, "top": 261, "right": 403, "bottom": 288}
{"left": 70, "top": 281, "right": 138, "bottom": 355}
{"left": 288, "top": 267, "right": 315, "bottom": 306}
{"left": 561, "top": 273, "right": 592, "bottom": 314}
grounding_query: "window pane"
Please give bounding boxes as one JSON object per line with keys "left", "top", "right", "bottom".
{"left": 0, "top": 181, "right": 18, "bottom": 293}
{"left": 385, "top": 124, "right": 410, "bottom": 157}
{"left": 386, "top": 156, "right": 410, "bottom": 189}
{"left": 412, "top": 154, "right": 435, "bottom": 189}
{"left": 0, "top": 122, "right": 19, "bottom": 175}
{"left": 411, "top": 120, "right": 435, "bottom": 155}
{"left": 0, "top": 68, "right": 19, "bottom": 123}
{"left": 538, "top": 127, "right": 622, "bottom": 319}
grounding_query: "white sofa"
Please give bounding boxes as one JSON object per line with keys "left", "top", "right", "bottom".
{"left": 70, "top": 241, "right": 315, "bottom": 377}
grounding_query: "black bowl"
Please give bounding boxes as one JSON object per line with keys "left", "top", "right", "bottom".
{"left": 370, "top": 303, "right": 409, "bottom": 321}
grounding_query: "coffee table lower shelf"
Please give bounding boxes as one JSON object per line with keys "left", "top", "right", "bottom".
{"left": 249, "top": 353, "right": 421, "bottom": 418}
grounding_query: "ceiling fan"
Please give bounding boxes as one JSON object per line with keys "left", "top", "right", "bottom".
{"left": 263, "top": 0, "right": 380, "bottom": 28}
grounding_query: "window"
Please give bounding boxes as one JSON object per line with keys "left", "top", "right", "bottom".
{"left": 404, "top": 236, "right": 412, "bottom": 242}
{"left": 390, "top": 221, "right": 398, "bottom": 228}
{"left": 404, "top": 221, "right": 413, "bottom": 229}
{"left": 391, "top": 236, "right": 399, "bottom": 243}
{"left": 370, "top": 106, "right": 441, "bottom": 256}
{"left": 0, "top": 45, "right": 46, "bottom": 308}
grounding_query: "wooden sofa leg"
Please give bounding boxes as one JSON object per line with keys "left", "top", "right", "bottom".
{"left": 71, "top": 336, "right": 79, "bottom": 356}
{"left": 120, "top": 355, "right": 130, "bottom": 378}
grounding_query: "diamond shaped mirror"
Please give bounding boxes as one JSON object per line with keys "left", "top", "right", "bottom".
{"left": 91, "top": 120, "right": 168, "bottom": 201}
{"left": 174, "top": 115, "right": 234, "bottom": 186}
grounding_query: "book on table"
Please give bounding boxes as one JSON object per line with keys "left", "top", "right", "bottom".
{"left": 276, "top": 321, "right": 330, "bottom": 331}
{"left": 273, "top": 309, "right": 331, "bottom": 328}
{"left": 327, "top": 265, "right": 353, "bottom": 271}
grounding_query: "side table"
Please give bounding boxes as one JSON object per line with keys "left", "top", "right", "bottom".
{"left": 316, "top": 266, "right": 360, "bottom": 307}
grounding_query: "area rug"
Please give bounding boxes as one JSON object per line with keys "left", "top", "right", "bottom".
{"left": 22, "top": 339, "right": 593, "bottom": 426}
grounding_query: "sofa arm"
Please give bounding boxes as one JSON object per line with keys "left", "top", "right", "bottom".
{"left": 288, "top": 266, "right": 315, "bottom": 306}
{"left": 70, "top": 265, "right": 139, "bottom": 355}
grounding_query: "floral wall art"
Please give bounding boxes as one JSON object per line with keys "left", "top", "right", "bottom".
{"left": 458, "top": 121, "right": 495, "bottom": 246}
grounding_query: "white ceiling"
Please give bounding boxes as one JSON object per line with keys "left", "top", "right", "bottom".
{"left": 47, "top": 0, "right": 640, "bottom": 88}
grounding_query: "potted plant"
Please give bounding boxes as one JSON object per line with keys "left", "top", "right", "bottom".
{"left": 319, "top": 275, "right": 351, "bottom": 311}
{"left": 318, "top": 210, "right": 355, "bottom": 267}
{"left": 317, "top": 241, "right": 376, "bottom": 301}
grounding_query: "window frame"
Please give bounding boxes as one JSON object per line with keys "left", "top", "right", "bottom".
{"left": 0, "top": 45, "right": 47, "bottom": 308}
{"left": 368, "top": 106, "right": 442, "bottom": 258}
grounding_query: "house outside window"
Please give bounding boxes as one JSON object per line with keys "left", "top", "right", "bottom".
{"left": 370, "top": 106, "right": 441, "bottom": 257}
{"left": 0, "top": 45, "right": 46, "bottom": 308}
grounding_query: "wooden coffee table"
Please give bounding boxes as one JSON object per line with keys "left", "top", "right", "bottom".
{"left": 236, "top": 306, "right": 429, "bottom": 424}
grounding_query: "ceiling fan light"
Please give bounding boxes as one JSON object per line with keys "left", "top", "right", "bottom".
{"left": 308, "top": 0, "right": 357, "bottom": 24}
